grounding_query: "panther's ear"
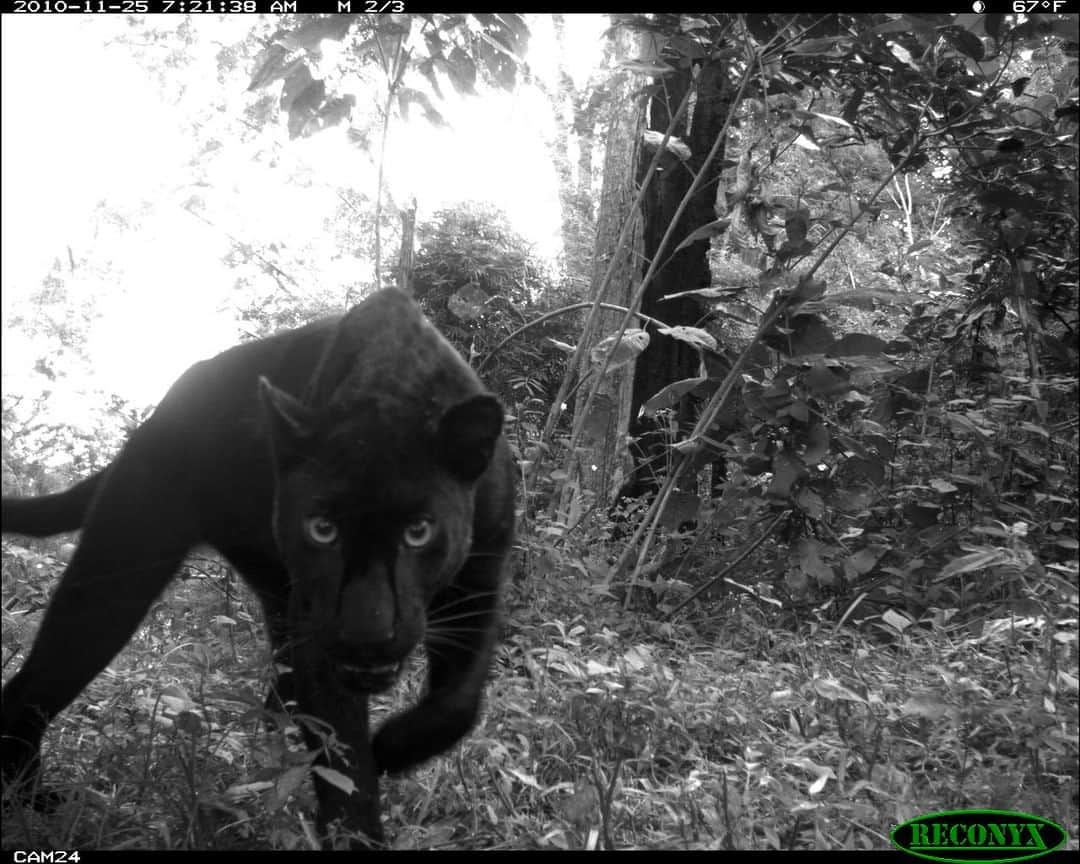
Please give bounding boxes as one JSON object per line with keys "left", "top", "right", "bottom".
{"left": 258, "top": 376, "right": 315, "bottom": 467}
{"left": 436, "top": 394, "right": 504, "bottom": 482}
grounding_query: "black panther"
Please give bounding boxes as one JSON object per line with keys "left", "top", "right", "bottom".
{"left": 1, "top": 288, "right": 517, "bottom": 846}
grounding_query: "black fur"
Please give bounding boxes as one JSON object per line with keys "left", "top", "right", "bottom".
{"left": 1, "top": 289, "right": 516, "bottom": 846}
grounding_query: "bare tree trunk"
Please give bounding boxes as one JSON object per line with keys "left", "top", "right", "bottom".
{"left": 557, "top": 25, "right": 644, "bottom": 525}
{"left": 397, "top": 199, "right": 416, "bottom": 297}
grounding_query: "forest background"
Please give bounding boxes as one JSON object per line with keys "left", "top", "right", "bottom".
{"left": 2, "top": 12, "right": 1077, "bottom": 851}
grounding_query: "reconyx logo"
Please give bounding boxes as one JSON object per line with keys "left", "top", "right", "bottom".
{"left": 891, "top": 809, "right": 1067, "bottom": 864}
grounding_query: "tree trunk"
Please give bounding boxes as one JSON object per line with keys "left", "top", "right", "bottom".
{"left": 396, "top": 199, "right": 416, "bottom": 297}
{"left": 625, "top": 60, "right": 731, "bottom": 497}
{"left": 556, "top": 25, "right": 644, "bottom": 525}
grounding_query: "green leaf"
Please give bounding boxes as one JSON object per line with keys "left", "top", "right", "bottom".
{"left": 1019, "top": 422, "right": 1049, "bottom": 438}
{"left": 471, "top": 14, "right": 527, "bottom": 89}
{"left": 798, "top": 538, "right": 833, "bottom": 584}
{"left": 656, "top": 325, "right": 717, "bottom": 352}
{"left": 268, "top": 765, "right": 312, "bottom": 811}
{"left": 813, "top": 677, "right": 865, "bottom": 703}
{"left": 846, "top": 546, "right": 884, "bottom": 576}
{"left": 445, "top": 45, "right": 478, "bottom": 94}
{"left": 939, "top": 548, "right": 1009, "bottom": 580}
{"left": 643, "top": 377, "right": 708, "bottom": 416}
{"left": 619, "top": 59, "right": 676, "bottom": 76}
{"left": 941, "top": 26, "right": 984, "bottom": 61}
{"left": 315, "top": 95, "right": 356, "bottom": 129}
{"left": 398, "top": 87, "right": 447, "bottom": 126}
{"left": 673, "top": 218, "right": 730, "bottom": 253}
{"left": 888, "top": 41, "right": 916, "bottom": 68}
{"left": 590, "top": 329, "right": 650, "bottom": 373}
{"left": 789, "top": 37, "right": 847, "bottom": 56}
{"left": 945, "top": 412, "right": 993, "bottom": 450}
{"left": 248, "top": 43, "right": 299, "bottom": 92}
{"left": 680, "top": 17, "right": 710, "bottom": 32}
{"left": 804, "top": 361, "right": 848, "bottom": 398}
{"left": 809, "top": 111, "right": 853, "bottom": 129}
{"left": 158, "top": 684, "right": 195, "bottom": 713}
{"left": 793, "top": 129, "right": 821, "bottom": 151}
{"left": 786, "top": 400, "right": 809, "bottom": 423}
{"left": 311, "top": 765, "right": 356, "bottom": 795}
{"left": 505, "top": 767, "right": 542, "bottom": 789}
{"left": 900, "top": 694, "right": 949, "bottom": 720}
{"left": 796, "top": 488, "right": 824, "bottom": 519}
{"left": 664, "top": 286, "right": 747, "bottom": 303}
{"left": 666, "top": 35, "right": 706, "bottom": 60}
{"left": 417, "top": 57, "right": 445, "bottom": 100}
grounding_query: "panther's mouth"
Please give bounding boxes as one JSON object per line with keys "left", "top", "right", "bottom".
{"left": 332, "top": 660, "right": 402, "bottom": 693}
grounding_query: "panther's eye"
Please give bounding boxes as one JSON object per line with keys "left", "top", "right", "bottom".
{"left": 402, "top": 518, "right": 434, "bottom": 548}
{"left": 304, "top": 516, "right": 339, "bottom": 546}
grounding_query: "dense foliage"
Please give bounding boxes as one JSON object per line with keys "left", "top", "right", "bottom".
{"left": 410, "top": 203, "right": 576, "bottom": 446}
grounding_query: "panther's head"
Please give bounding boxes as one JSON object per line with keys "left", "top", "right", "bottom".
{"left": 256, "top": 293, "right": 505, "bottom": 694}
{"left": 259, "top": 374, "right": 503, "bottom": 693}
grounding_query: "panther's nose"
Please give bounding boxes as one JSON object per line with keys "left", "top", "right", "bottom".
{"left": 336, "top": 576, "right": 395, "bottom": 645}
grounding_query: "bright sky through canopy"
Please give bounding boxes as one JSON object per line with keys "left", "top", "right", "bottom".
{"left": 1, "top": 14, "right": 607, "bottom": 419}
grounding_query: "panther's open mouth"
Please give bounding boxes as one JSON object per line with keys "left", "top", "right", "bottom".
{"left": 332, "top": 660, "right": 402, "bottom": 693}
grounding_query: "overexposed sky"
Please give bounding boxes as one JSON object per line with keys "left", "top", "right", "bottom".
{"left": 1, "top": 14, "right": 607, "bottom": 415}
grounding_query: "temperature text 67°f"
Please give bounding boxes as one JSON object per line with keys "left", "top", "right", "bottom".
{"left": 1013, "top": 1, "right": 1072, "bottom": 12}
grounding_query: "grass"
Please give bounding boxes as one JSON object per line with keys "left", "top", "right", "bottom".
{"left": 2, "top": 537, "right": 1077, "bottom": 850}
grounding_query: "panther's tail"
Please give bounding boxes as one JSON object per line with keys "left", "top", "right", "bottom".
{"left": 1, "top": 471, "right": 107, "bottom": 537}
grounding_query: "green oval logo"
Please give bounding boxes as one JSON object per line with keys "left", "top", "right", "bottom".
{"left": 891, "top": 809, "right": 1067, "bottom": 864}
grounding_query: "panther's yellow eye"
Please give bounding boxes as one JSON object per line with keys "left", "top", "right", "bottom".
{"left": 402, "top": 518, "right": 434, "bottom": 548}
{"left": 304, "top": 516, "right": 339, "bottom": 546}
